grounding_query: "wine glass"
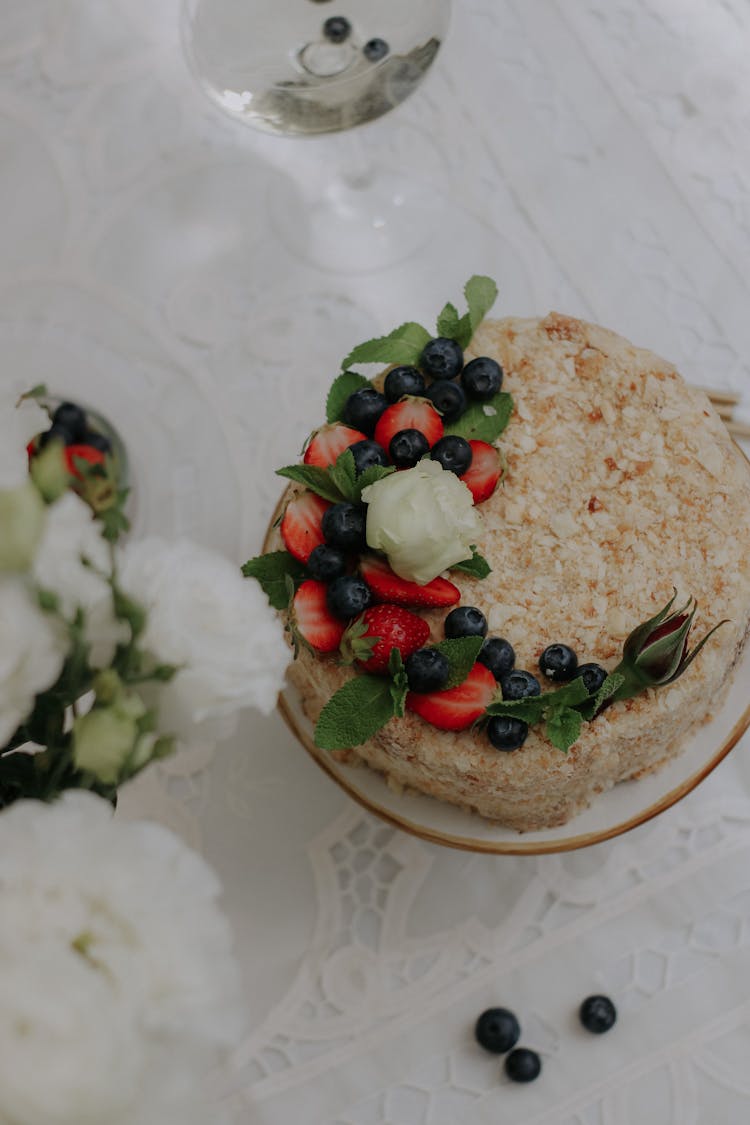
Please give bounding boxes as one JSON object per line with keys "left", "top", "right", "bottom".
{"left": 180, "top": 0, "right": 452, "bottom": 271}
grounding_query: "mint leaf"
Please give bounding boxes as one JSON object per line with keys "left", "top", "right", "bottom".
{"left": 433, "top": 636, "right": 485, "bottom": 689}
{"left": 276, "top": 464, "right": 345, "bottom": 504}
{"left": 315, "top": 674, "right": 399, "bottom": 749}
{"left": 485, "top": 696, "right": 547, "bottom": 725}
{"left": 326, "top": 371, "right": 371, "bottom": 423}
{"left": 436, "top": 302, "right": 461, "bottom": 340}
{"left": 578, "top": 671, "right": 626, "bottom": 721}
{"left": 451, "top": 547, "right": 491, "bottom": 579}
{"left": 353, "top": 463, "right": 395, "bottom": 500}
{"left": 545, "top": 706, "right": 583, "bottom": 753}
{"left": 465, "top": 275, "right": 499, "bottom": 336}
{"left": 341, "top": 322, "right": 431, "bottom": 370}
{"left": 542, "top": 677, "right": 591, "bottom": 711}
{"left": 242, "top": 551, "right": 307, "bottom": 610}
{"left": 388, "top": 648, "right": 409, "bottom": 716}
{"left": 445, "top": 391, "right": 513, "bottom": 442}
{"left": 327, "top": 448, "right": 358, "bottom": 501}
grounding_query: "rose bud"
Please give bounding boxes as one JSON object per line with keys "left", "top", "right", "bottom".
{"left": 610, "top": 590, "right": 728, "bottom": 701}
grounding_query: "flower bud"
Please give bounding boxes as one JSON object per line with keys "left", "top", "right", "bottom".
{"left": 0, "top": 482, "right": 46, "bottom": 572}
{"left": 72, "top": 706, "right": 139, "bottom": 786}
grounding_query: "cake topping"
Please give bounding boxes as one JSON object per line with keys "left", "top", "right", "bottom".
{"left": 425, "top": 379, "right": 467, "bottom": 423}
{"left": 430, "top": 434, "right": 473, "bottom": 475}
{"left": 444, "top": 605, "right": 488, "bottom": 639}
{"left": 361, "top": 459, "right": 481, "bottom": 585}
{"left": 539, "top": 643, "right": 579, "bottom": 682}
{"left": 461, "top": 356, "right": 504, "bottom": 401}
{"left": 383, "top": 365, "right": 426, "bottom": 402}
{"left": 420, "top": 336, "right": 464, "bottom": 380}
{"left": 487, "top": 715, "right": 529, "bottom": 752}
{"left": 340, "top": 605, "right": 430, "bottom": 674}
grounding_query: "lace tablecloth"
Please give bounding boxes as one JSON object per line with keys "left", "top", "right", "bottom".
{"left": 4, "top": 2, "right": 750, "bottom": 1121}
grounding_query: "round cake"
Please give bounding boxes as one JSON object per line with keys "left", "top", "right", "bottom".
{"left": 265, "top": 310, "right": 750, "bottom": 831}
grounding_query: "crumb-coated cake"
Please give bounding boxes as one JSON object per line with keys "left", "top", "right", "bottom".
{"left": 255, "top": 299, "right": 750, "bottom": 832}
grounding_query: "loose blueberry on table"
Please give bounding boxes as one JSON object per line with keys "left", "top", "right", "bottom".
{"left": 474, "top": 1007, "right": 521, "bottom": 1054}
{"left": 579, "top": 995, "right": 617, "bottom": 1034}
{"left": 505, "top": 1047, "right": 542, "bottom": 1084}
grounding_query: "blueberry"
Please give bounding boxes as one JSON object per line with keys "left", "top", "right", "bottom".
{"left": 444, "top": 605, "right": 487, "bottom": 638}
{"left": 389, "top": 428, "right": 430, "bottom": 468}
{"left": 425, "top": 380, "right": 466, "bottom": 424}
{"left": 500, "top": 669, "right": 541, "bottom": 700}
{"left": 363, "top": 37, "right": 389, "bottom": 62}
{"left": 478, "top": 637, "right": 515, "bottom": 680}
{"left": 576, "top": 662, "right": 608, "bottom": 695}
{"left": 82, "top": 430, "right": 113, "bottom": 454}
{"left": 349, "top": 439, "right": 389, "bottom": 476}
{"left": 474, "top": 1008, "right": 521, "bottom": 1054}
{"left": 383, "top": 365, "right": 426, "bottom": 402}
{"left": 342, "top": 388, "right": 388, "bottom": 436}
{"left": 505, "top": 1047, "right": 541, "bottom": 1083}
{"left": 322, "top": 15, "right": 351, "bottom": 42}
{"left": 430, "top": 434, "right": 472, "bottom": 474}
{"left": 52, "top": 401, "right": 87, "bottom": 441}
{"left": 307, "top": 544, "right": 347, "bottom": 583}
{"left": 321, "top": 502, "right": 368, "bottom": 551}
{"left": 327, "top": 574, "right": 372, "bottom": 620}
{"left": 405, "top": 648, "right": 450, "bottom": 693}
{"left": 39, "top": 422, "right": 74, "bottom": 448}
{"left": 461, "top": 356, "right": 504, "bottom": 401}
{"left": 487, "top": 716, "right": 529, "bottom": 752}
{"left": 579, "top": 995, "right": 617, "bottom": 1034}
{"left": 539, "top": 643, "right": 578, "bottom": 682}
{"left": 420, "top": 337, "right": 464, "bottom": 380}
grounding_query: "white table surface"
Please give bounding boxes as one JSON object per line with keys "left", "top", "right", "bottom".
{"left": 4, "top": 2, "right": 750, "bottom": 1121}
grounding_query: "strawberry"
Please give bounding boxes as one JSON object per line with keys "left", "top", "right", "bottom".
{"left": 460, "top": 440, "right": 503, "bottom": 504}
{"left": 341, "top": 604, "right": 431, "bottom": 673}
{"left": 373, "top": 397, "right": 444, "bottom": 456}
{"left": 303, "top": 423, "right": 367, "bottom": 468}
{"left": 280, "top": 491, "right": 331, "bottom": 563}
{"left": 359, "top": 555, "right": 460, "bottom": 608}
{"left": 64, "top": 444, "right": 106, "bottom": 480}
{"left": 292, "top": 580, "right": 345, "bottom": 653}
{"left": 406, "top": 661, "right": 496, "bottom": 730}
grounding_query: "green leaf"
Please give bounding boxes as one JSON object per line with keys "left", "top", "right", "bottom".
{"left": 445, "top": 391, "right": 513, "bottom": 442}
{"left": 327, "top": 448, "right": 358, "bottom": 501}
{"left": 578, "top": 671, "right": 627, "bottom": 720}
{"left": 436, "top": 302, "right": 461, "bottom": 340}
{"left": 485, "top": 696, "right": 547, "bottom": 725}
{"left": 276, "top": 464, "right": 345, "bottom": 504}
{"left": 545, "top": 706, "right": 583, "bottom": 753}
{"left": 326, "top": 371, "right": 371, "bottom": 423}
{"left": 388, "top": 648, "right": 409, "bottom": 717}
{"left": 353, "top": 463, "right": 395, "bottom": 500}
{"left": 542, "top": 677, "right": 592, "bottom": 711}
{"left": 315, "top": 674, "right": 399, "bottom": 750}
{"left": 451, "top": 547, "right": 491, "bottom": 579}
{"left": 465, "top": 275, "right": 499, "bottom": 336}
{"left": 111, "top": 586, "right": 147, "bottom": 638}
{"left": 432, "top": 636, "right": 485, "bottom": 689}
{"left": 341, "top": 322, "right": 431, "bottom": 370}
{"left": 242, "top": 551, "right": 307, "bottom": 611}
{"left": 37, "top": 588, "right": 60, "bottom": 613}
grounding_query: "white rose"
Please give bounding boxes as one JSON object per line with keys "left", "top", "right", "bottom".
{"left": 0, "top": 480, "right": 46, "bottom": 572}
{"left": 361, "top": 459, "right": 482, "bottom": 584}
{"left": 0, "top": 792, "right": 244, "bottom": 1124}
{"left": 118, "top": 537, "right": 290, "bottom": 745}
{"left": 31, "top": 491, "right": 125, "bottom": 667}
{"left": 0, "top": 391, "right": 48, "bottom": 490}
{"left": 0, "top": 578, "right": 67, "bottom": 746}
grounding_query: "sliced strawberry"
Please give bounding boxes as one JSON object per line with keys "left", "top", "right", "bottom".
{"left": 359, "top": 555, "right": 460, "bottom": 608}
{"left": 280, "top": 491, "right": 331, "bottom": 563}
{"left": 460, "top": 439, "right": 503, "bottom": 504}
{"left": 341, "top": 604, "right": 431, "bottom": 674}
{"left": 64, "top": 444, "right": 106, "bottom": 480}
{"left": 303, "top": 423, "right": 367, "bottom": 468}
{"left": 292, "top": 580, "right": 345, "bottom": 653}
{"left": 373, "top": 398, "right": 444, "bottom": 456}
{"left": 406, "top": 661, "right": 496, "bottom": 731}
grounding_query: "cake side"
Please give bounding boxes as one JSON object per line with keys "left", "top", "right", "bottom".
{"left": 274, "top": 312, "right": 750, "bottom": 830}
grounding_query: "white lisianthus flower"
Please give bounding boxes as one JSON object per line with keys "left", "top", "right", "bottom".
{"left": 362, "top": 459, "right": 482, "bottom": 584}
{"left": 31, "top": 491, "right": 125, "bottom": 667}
{"left": 0, "top": 479, "right": 46, "bottom": 572}
{"left": 0, "top": 792, "right": 244, "bottom": 1125}
{"left": 0, "top": 578, "right": 67, "bottom": 746}
{"left": 118, "top": 537, "right": 290, "bottom": 745}
{"left": 0, "top": 390, "right": 48, "bottom": 490}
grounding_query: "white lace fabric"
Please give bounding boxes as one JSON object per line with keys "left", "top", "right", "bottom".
{"left": 3, "top": 1, "right": 750, "bottom": 1121}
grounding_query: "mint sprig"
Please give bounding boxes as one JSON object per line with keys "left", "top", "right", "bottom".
{"left": 276, "top": 464, "right": 346, "bottom": 504}
{"left": 276, "top": 451, "right": 395, "bottom": 506}
{"left": 315, "top": 673, "right": 401, "bottom": 750}
{"left": 444, "top": 391, "right": 513, "bottom": 443}
{"left": 577, "top": 672, "right": 626, "bottom": 722}
{"left": 486, "top": 676, "right": 595, "bottom": 754}
{"left": 242, "top": 550, "right": 307, "bottom": 610}
{"left": 341, "top": 322, "right": 432, "bottom": 371}
{"left": 432, "top": 636, "right": 485, "bottom": 689}
{"left": 437, "top": 276, "right": 499, "bottom": 349}
{"left": 451, "top": 547, "right": 491, "bottom": 579}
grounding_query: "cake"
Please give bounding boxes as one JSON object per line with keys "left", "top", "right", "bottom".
{"left": 252, "top": 295, "right": 750, "bottom": 831}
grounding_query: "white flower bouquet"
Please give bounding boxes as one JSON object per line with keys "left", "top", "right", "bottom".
{"left": 1, "top": 388, "right": 290, "bottom": 807}
{"left": 0, "top": 791, "right": 243, "bottom": 1124}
